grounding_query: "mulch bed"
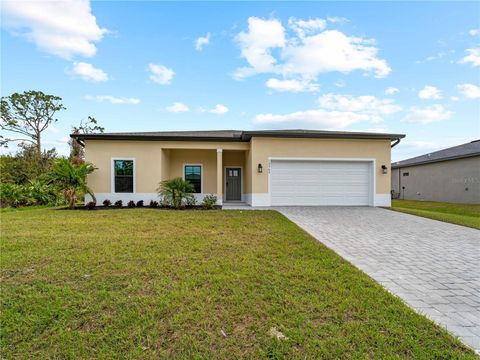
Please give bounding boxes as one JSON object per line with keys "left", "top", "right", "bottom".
{"left": 59, "top": 205, "right": 222, "bottom": 211}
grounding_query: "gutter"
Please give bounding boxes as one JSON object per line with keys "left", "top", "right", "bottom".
{"left": 391, "top": 138, "right": 402, "bottom": 148}
{"left": 391, "top": 152, "right": 480, "bottom": 169}
{"left": 70, "top": 134, "right": 85, "bottom": 148}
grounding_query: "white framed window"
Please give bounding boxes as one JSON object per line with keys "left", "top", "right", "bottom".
{"left": 112, "top": 158, "right": 135, "bottom": 193}
{"left": 183, "top": 164, "right": 202, "bottom": 193}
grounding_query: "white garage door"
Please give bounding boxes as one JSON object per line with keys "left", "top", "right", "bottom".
{"left": 270, "top": 160, "right": 372, "bottom": 206}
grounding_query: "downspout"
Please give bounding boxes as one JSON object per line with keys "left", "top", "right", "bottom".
{"left": 391, "top": 138, "right": 401, "bottom": 148}
{"left": 399, "top": 167, "right": 401, "bottom": 200}
{"left": 390, "top": 137, "right": 402, "bottom": 199}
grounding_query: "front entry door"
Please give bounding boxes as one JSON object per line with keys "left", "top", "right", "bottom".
{"left": 226, "top": 167, "right": 242, "bottom": 201}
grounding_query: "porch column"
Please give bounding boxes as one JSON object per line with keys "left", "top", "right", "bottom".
{"left": 216, "top": 148, "right": 223, "bottom": 204}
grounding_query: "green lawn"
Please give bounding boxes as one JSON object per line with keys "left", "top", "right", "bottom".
{"left": 0, "top": 209, "right": 475, "bottom": 358}
{"left": 392, "top": 200, "right": 480, "bottom": 229}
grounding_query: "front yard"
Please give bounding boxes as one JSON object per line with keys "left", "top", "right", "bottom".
{"left": 0, "top": 209, "right": 475, "bottom": 358}
{"left": 392, "top": 200, "right": 480, "bottom": 229}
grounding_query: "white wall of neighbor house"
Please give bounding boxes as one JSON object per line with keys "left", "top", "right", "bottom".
{"left": 391, "top": 156, "right": 480, "bottom": 204}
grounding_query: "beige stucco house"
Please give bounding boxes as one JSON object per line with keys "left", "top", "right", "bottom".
{"left": 71, "top": 129, "right": 405, "bottom": 207}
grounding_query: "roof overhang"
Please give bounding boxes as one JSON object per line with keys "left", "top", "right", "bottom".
{"left": 71, "top": 130, "right": 406, "bottom": 143}
{"left": 392, "top": 153, "right": 480, "bottom": 169}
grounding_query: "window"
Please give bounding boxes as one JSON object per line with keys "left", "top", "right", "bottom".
{"left": 403, "top": 172, "right": 409, "bottom": 177}
{"left": 184, "top": 165, "right": 201, "bottom": 193}
{"left": 114, "top": 160, "right": 134, "bottom": 193}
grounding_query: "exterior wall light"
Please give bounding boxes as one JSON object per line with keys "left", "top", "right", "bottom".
{"left": 381, "top": 165, "right": 388, "bottom": 174}
{"left": 257, "top": 163, "right": 263, "bottom": 173}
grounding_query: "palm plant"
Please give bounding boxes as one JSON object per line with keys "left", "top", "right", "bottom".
{"left": 50, "top": 158, "right": 96, "bottom": 209}
{"left": 158, "top": 177, "right": 195, "bottom": 209}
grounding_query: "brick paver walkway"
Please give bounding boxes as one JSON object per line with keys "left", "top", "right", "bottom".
{"left": 276, "top": 206, "right": 480, "bottom": 352}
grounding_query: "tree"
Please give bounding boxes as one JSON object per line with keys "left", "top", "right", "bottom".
{"left": 70, "top": 116, "right": 104, "bottom": 164}
{"left": 0, "top": 144, "right": 57, "bottom": 184}
{"left": 0, "top": 90, "right": 66, "bottom": 156}
{"left": 50, "top": 158, "right": 96, "bottom": 209}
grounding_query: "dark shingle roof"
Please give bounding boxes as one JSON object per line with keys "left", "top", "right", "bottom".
{"left": 71, "top": 129, "right": 405, "bottom": 142}
{"left": 392, "top": 140, "right": 480, "bottom": 168}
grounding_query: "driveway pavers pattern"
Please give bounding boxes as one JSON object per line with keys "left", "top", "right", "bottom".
{"left": 276, "top": 206, "right": 480, "bottom": 353}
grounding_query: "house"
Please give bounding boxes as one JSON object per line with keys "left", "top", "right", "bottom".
{"left": 391, "top": 140, "right": 480, "bottom": 204}
{"left": 71, "top": 129, "right": 405, "bottom": 207}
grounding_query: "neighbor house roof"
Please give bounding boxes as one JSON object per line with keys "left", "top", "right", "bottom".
{"left": 392, "top": 140, "right": 480, "bottom": 168}
{"left": 71, "top": 129, "right": 406, "bottom": 142}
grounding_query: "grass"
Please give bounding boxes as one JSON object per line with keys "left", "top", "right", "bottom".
{"left": 392, "top": 200, "right": 480, "bottom": 229}
{"left": 0, "top": 209, "right": 476, "bottom": 359}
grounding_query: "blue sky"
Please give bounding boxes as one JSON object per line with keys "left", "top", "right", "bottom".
{"left": 1, "top": 1, "right": 479, "bottom": 161}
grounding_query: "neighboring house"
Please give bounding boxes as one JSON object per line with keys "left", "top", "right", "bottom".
{"left": 71, "top": 129, "right": 405, "bottom": 207}
{"left": 391, "top": 140, "right": 480, "bottom": 204}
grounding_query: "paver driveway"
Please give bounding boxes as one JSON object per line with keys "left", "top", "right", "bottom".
{"left": 276, "top": 206, "right": 480, "bottom": 353}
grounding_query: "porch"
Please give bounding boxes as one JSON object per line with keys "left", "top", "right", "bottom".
{"left": 161, "top": 148, "right": 250, "bottom": 205}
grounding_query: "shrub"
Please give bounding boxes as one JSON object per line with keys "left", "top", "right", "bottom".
{"left": 127, "top": 200, "right": 136, "bottom": 208}
{"left": 0, "top": 181, "right": 61, "bottom": 207}
{"left": 202, "top": 194, "right": 217, "bottom": 209}
{"left": 114, "top": 200, "right": 123, "bottom": 208}
{"left": 86, "top": 201, "right": 96, "bottom": 210}
{"left": 158, "top": 178, "right": 195, "bottom": 209}
{"left": 103, "top": 199, "right": 111, "bottom": 207}
{"left": 186, "top": 196, "right": 197, "bottom": 207}
{"left": 136, "top": 200, "right": 144, "bottom": 207}
{"left": 0, "top": 183, "right": 28, "bottom": 207}
{"left": 149, "top": 200, "right": 158, "bottom": 208}
{"left": 25, "top": 180, "right": 59, "bottom": 205}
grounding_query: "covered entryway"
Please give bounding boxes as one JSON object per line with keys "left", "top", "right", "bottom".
{"left": 270, "top": 160, "right": 372, "bottom": 206}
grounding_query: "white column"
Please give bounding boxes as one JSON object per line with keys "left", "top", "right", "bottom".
{"left": 216, "top": 148, "right": 223, "bottom": 204}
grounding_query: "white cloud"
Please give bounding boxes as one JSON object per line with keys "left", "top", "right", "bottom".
{"left": 255, "top": 109, "right": 369, "bottom": 129}
{"left": 1, "top": 0, "right": 107, "bottom": 59}
{"left": 195, "top": 33, "right": 211, "bottom": 51}
{"left": 317, "top": 93, "right": 401, "bottom": 121}
{"left": 255, "top": 93, "right": 400, "bottom": 129}
{"left": 234, "top": 17, "right": 391, "bottom": 87}
{"left": 327, "top": 17, "right": 349, "bottom": 24}
{"left": 72, "top": 62, "right": 108, "bottom": 82}
{"left": 148, "top": 63, "right": 175, "bottom": 85}
{"left": 166, "top": 102, "right": 189, "bottom": 113}
{"left": 255, "top": 109, "right": 368, "bottom": 128}
{"left": 469, "top": 29, "right": 479, "bottom": 36}
{"left": 418, "top": 85, "right": 442, "bottom": 100}
{"left": 459, "top": 48, "right": 480, "bottom": 67}
{"left": 402, "top": 105, "right": 453, "bottom": 124}
{"left": 415, "top": 51, "right": 446, "bottom": 64}
{"left": 385, "top": 87, "right": 399, "bottom": 95}
{"left": 288, "top": 17, "right": 326, "bottom": 38}
{"left": 200, "top": 104, "right": 229, "bottom": 114}
{"left": 234, "top": 17, "right": 286, "bottom": 79}
{"left": 457, "top": 83, "right": 480, "bottom": 99}
{"left": 85, "top": 95, "right": 140, "bottom": 105}
{"left": 266, "top": 78, "right": 319, "bottom": 93}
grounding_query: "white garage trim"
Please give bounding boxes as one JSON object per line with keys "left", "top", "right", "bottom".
{"left": 268, "top": 157, "right": 376, "bottom": 206}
